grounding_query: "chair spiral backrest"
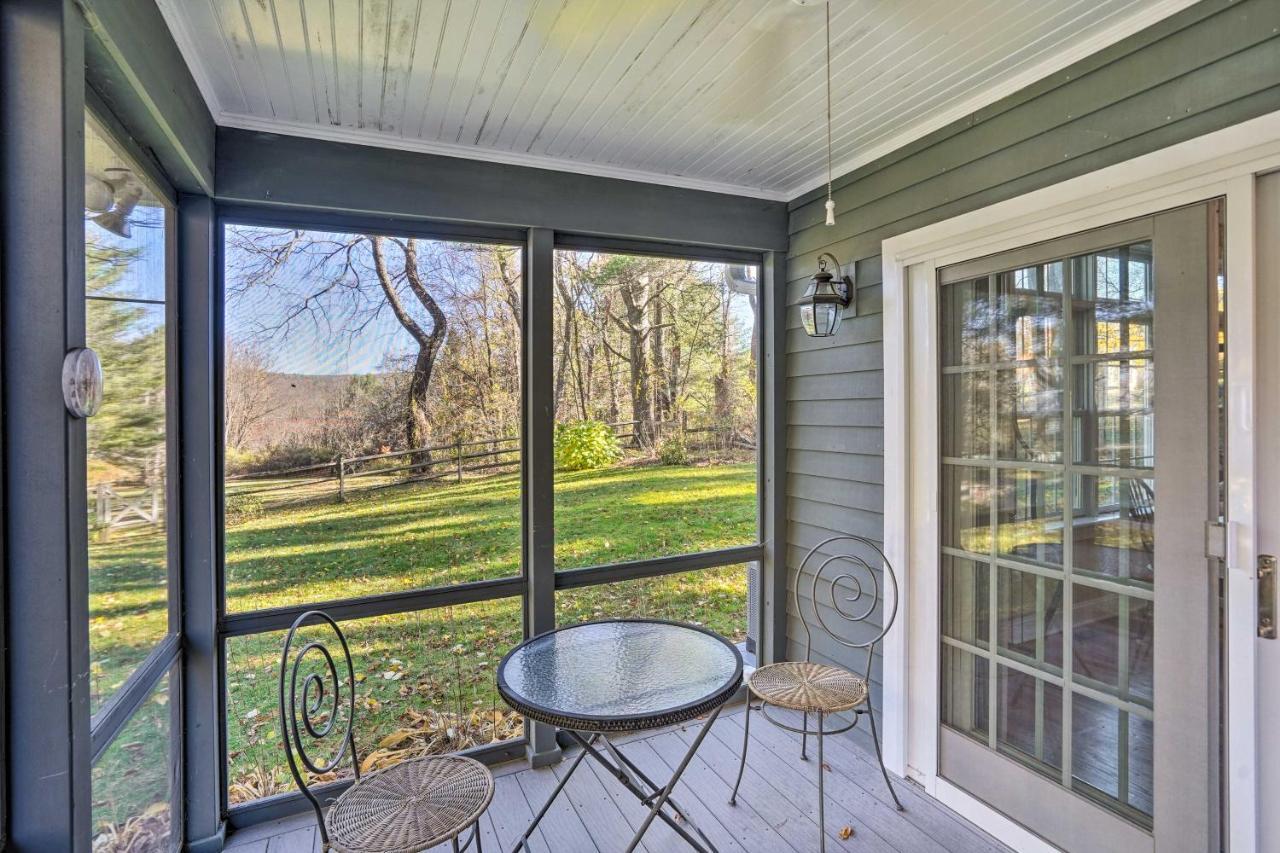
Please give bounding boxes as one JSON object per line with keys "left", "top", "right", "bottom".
{"left": 279, "top": 610, "right": 360, "bottom": 842}
{"left": 794, "top": 535, "right": 900, "bottom": 681}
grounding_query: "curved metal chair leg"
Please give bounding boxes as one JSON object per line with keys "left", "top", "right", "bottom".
{"left": 801, "top": 711, "right": 809, "bottom": 761}
{"left": 866, "top": 706, "right": 904, "bottom": 811}
{"left": 816, "top": 711, "right": 826, "bottom": 853}
{"left": 729, "top": 700, "right": 752, "bottom": 805}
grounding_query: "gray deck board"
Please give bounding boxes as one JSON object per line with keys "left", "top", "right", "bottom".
{"left": 224, "top": 715, "right": 1010, "bottom": 853}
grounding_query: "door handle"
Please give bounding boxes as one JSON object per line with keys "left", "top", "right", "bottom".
{"left": 1261, "top": 554, "right": 1277, "bottom": 640}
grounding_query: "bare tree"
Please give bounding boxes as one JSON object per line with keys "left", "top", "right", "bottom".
{"left": 224, "top": 341, "right": 277, "bottom": 449}
{"left": 225, "top": 228, "right": 453, "bottom": 458}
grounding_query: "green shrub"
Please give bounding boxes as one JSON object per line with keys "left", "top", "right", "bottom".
{"left": 242, "top": 443, "right": 335, "bottom": 475}
{"left": 223, "top": 446, "right": 263, "bottom": 477}
{"left": 224, "top": 490, "right": 266, "bottom": 523}
{"left": 555, "top": 421, "right": 621, "bottom": 471}
{"left": 658, "top": 433, "right": 688, "bottom": 466}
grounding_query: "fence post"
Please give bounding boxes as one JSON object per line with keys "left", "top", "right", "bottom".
{"left": 337, "top": 456, "right": 346, "bottom": 502}
{"left": 456, "top": 438, "right": 463, "bottom": 483}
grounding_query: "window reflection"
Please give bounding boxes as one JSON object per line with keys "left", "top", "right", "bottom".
{"left": 940, "top": 237, "right": 1160, "bottom": 824}
{"left": 85, "top": 115, "right": 171, "bottom": 714}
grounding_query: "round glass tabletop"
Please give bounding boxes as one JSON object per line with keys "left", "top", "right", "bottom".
{"left": 497, "top": 619, "right": 743, "bottom": 732}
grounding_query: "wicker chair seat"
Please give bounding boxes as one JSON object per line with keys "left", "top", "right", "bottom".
{"left": 747, "top": 661, "right": 868, "bottom": 713}
{"left": 325, "top": 755, "right": 494, "bottom": 853}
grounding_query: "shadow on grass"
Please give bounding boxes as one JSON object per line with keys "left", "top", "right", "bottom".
{"left": 89, "top": 462, "right": 757, "bottom": 803}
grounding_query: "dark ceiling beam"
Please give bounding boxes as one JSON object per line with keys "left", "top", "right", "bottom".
{"left": 215, "top": 127, "right": 790, "bottom": 252}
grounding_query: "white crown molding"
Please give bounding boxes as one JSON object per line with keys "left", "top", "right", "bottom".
{"left": 780, "top": 0, "right": 1203, "bottom": 202}
{"left": 216, "top": 113, "right": 792, "bottom": 201}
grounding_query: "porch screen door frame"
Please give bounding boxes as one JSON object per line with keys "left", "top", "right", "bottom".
{"left": 931, "top": 208, "right": 1216, "bottom": 853}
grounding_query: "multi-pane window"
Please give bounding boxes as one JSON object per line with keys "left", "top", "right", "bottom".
{"left": 939, "top": 241, "right": 1157, "bottom": 826}
{"left": 85, "top": 113, "right": 180, "bottom": 851}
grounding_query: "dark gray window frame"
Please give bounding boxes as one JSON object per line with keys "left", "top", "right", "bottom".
{"left": 207, "top": 207, "right": 776, "bottom": 829}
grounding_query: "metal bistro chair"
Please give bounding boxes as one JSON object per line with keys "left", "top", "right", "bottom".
{"left": 279, "top": 610, "right": 494, "bottom": 853}
{"left": 729, "top": 535, "right": 904, "bottom": 851}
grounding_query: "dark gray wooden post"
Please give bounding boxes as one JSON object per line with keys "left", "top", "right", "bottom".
{"left": 523, "top": 227, "right": 561, "bottom": 766}
{"left": 177, "top": 193, "right": 226, "bottom": 853}
{"left": 761, "top": 250, "right": 789, "bottom": 666}
{"left": 1, "top": 1, "right": 91, "bottom": 846}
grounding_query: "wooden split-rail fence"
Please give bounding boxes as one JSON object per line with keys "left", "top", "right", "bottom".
{"left": 225, "top": 419, "right": 752, "bottom": 509}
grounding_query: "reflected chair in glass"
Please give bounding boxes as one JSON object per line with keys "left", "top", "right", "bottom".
{"left": 728, "top": 535, "right": 903, "bottom": 852}
{"left": 279, "top": 610, "right": 493, "bottom": 852}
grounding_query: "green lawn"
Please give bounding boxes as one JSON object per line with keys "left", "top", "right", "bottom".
{"left": 89, "top": 461, "right": 756, "bottom": 810}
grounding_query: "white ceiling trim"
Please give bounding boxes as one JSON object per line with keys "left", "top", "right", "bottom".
{"left": 780, "top": 0, "right": 1202, "bottom": 201}
{"left": 215, "top": 111, "right": 792, "bottom": 201}
{"left": 159, "top": 0, "right": 1200, "bottom": 204}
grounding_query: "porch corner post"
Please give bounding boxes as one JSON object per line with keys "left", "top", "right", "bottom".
{"left": 522, "top": 227, "right": 561, "bottom": 766}
{"left": 178, "top": 193, "right": 226, "bottom": 852}
{"left": 0, "top": 0, "right": 91, "bottom": 847}
{"left": 760, "top": 251, "right": 789, "bottom": 665}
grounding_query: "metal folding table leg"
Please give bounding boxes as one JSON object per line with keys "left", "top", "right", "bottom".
{"left": 623, "top": 704, "right": 724, "bottom": 853}
{"left": 568, "top": 730, "right": 718, "bottom": 853}
{"left": 509, "top": 734, "right": 594, "bottom": 853}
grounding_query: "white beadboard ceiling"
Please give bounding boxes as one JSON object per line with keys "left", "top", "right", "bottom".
{"left": 157, "top": 0, "right": 1198, "bottom": 200}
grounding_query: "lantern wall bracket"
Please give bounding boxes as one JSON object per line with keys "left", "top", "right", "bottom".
{"left": 817, "top": 252, "right": 855, "bottom": 316}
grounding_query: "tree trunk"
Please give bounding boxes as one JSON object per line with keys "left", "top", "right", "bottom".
{"left": 406, "top": 347, "right": 433, "bottom": 452}
{"left": 369, "top": 236, "right": 448, "bottom": 467}
{"left": 651, "top": 296, "right": 671, "bottom": 425}
{"left": 620, "top": 280, "right": 654, "bottom": 448}
{"left": 714, "top": 278, "right": 734, "bottom": 428}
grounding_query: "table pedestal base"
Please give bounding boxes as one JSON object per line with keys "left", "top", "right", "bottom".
{"left": 511, "top": 704, "right": 724, "bottom": 853}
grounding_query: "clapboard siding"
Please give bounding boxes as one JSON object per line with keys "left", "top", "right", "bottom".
{"left": 787, "top": 450, "right": 884, "bottom": 486}
{"left": 789, "top": 399, "right": 884, "bottom": 429}
{"left": 782, "top": 0, "right": 1280, "bottom": 677}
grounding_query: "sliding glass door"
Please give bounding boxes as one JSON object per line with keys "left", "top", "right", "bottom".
{"left": 938, "top": 205, "right": 1221, "bottom": 851}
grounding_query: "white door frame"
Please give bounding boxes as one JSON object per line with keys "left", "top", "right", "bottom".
{"left": 880, "top": 109, "right": 1280, "bottom": 852}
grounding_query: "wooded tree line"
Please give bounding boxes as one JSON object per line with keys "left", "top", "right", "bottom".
{"left": 224, "top": 226, "right": 756, "bottom": 466}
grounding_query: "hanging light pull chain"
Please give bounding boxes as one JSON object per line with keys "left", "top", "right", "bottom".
{"left": 824, "top": 1, "right": 836, "bottom": 226}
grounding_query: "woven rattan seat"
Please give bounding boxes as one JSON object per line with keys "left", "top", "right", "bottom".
{"left": 748, "top": 661, "right": 868, "bottom": 713}
{"left": 325, "top": 754, "right": 493, "bottom": 853}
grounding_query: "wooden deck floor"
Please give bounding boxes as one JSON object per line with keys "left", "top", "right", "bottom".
{"left": 223, "top": 706, "right": 1010, "bottom": 853}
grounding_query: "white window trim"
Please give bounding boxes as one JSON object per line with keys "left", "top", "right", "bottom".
{"left": 880, "top": 109, "right": 1280, "bottom": 852}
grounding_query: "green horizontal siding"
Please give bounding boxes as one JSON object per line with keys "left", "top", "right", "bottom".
{"left": 783, "top": 0, "right": 1280, "bottom": 675}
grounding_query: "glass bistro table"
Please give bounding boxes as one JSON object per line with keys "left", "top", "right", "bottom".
{"left": 497, "top": 619, "right": 742, "bottom": 853}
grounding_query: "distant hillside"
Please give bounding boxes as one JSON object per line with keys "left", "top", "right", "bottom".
{"left": 241, "top": 373, "right": 353, "bottom": 450}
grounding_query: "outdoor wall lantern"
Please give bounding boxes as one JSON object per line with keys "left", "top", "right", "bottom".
{"left": 800, "top": 252, "right": 854, "bottom": 338}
